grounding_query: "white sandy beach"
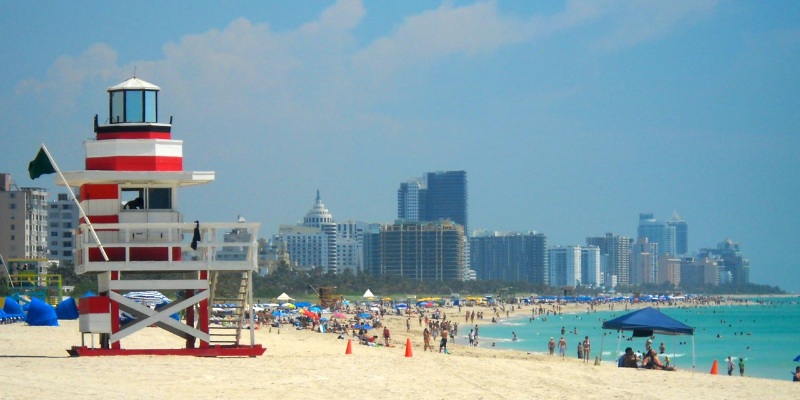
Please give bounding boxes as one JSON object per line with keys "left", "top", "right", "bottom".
{"left": 1, "top": 303, "right": 796, "bottom": 400}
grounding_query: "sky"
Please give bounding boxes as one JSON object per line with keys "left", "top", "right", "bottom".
{"left": 0, "top": 1, "right": 798, "bottom": 291}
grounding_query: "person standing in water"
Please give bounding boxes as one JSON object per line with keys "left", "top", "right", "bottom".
{"left": 582, "top": 336, "right": 591, "bottom": 363}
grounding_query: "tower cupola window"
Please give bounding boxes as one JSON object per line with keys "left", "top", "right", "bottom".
{"left": 110, "top": 90, "right": 158, "bottom": 123}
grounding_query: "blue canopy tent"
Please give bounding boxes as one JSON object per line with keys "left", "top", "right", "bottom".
{"left": 56, "top": 297, "right": 80, "bottom": 320}
{"left": 3, "top": 296, "right": 24, "bottom": 317}
{"left": 601, "top": 307, "right": 695, "bottom": 369}
{"left": 25, "top": 297, "right": 58, "bottom": 326}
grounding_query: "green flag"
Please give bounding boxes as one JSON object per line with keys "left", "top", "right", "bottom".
{"left": 28, "top": 147, "right": 56, "bottom": 179}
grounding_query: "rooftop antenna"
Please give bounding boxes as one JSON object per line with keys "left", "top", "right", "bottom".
{"left": 133, "top": 65, "right": 137, "bottom": 78}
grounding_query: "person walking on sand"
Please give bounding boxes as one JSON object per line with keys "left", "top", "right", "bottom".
{"left": 727, "top": 356, "right": 735, "bottom": 376}
{"left": 423, "top": 328, "right": 432, "bottom": 352}
{"left": 439, "top": 326, "right": 449, "bottom": 353}
{"left": 548, "top": 337, "right": 556, "bottom": 355}
{"left": 558, "top": 337, "right": 567, "bottom": 358}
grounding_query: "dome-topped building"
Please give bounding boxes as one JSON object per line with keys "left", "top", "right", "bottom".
{"left": 275, "top": 190, "right": 339, "bottom": 274}
{"left": 303, "top": 190, "right": 334, "bottom": 228}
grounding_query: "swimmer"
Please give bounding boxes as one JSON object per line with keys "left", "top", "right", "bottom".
{"left": 512, "top": 332, "right": 518, "bottom": 341}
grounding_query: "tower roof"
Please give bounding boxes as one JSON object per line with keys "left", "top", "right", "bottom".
{"left": 108, "top": 77, "right": 160, "bottom": 92}
{"left": 303, "top": 190, "right": 334, "bottom": 227}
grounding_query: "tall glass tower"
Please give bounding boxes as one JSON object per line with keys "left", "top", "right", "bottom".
{"left": 397, "top": 170, "right": 468, "bottom": 234}
{"left": 667, "top": 212, "right": 689, "bottom": 256}
{"left": 637, "top": 213, "right": 676, "bottom": 257}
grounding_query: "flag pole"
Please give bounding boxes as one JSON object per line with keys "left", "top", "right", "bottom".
{"left": 40, "top": 144, "right": 109, "bottom": 262}
{"left": 0, "top": 253, "right": 14, "bottom": 289}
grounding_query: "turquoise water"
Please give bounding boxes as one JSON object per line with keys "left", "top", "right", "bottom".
{"left": 471, "top": 297, "right": 800, "bottom": 381}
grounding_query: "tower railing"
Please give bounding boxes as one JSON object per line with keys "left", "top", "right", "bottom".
{"left": 75, "top": 222, "right": 260, "bottom": 274}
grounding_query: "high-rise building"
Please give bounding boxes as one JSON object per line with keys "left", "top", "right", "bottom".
{"left": 656, "top": 254, "right": 681, "bottom": 286}
{"left": 397, "top": 178, "right": 426, "bottom": 222}
{"left": 273, "top": 191, "right": 338, "bottom": 273}
{"left": 697, "top": 238, "right": 750, "bottom": 285}
{"left": 586, "top": 233, "right": 632, "bottom": 287}
{"left": 667, "top": 212, "right": 689, "bottom": 256}
{"left": 580, "top": 245, "right": 601, "bottom": 286}
{"left": 469, "top": 230, "right": 548, "bottom": 284}
{"left": 630, "top": 237, "right": 658, "bottom": 285}
{"left": 425, "top": 171, "right": 468, "bottom": 233}
{"left": 0, "top": 174, "right": 49, "bottom": 259}
{"left": 397, "top": 171, "right": 468, "bottom": 234}
{"left": 548, "top": 246, "right": 582, "bottom": 287}
{"left": 637, "top": 213, "right": 676, "bottom": 257}
{"left": 302, "top": 190, "right": 337, "bottom": 274}
{"left": 336, "top": 220, "right": 377, "bottom": 274}
{"left": 47, "top": 193, "right": 80, "bottom": 263}
{"left": 364, "top": 220, "right": 465, "bottom": 281}
{"left": 680, "top": 256, "right": 719, "bottom": 287}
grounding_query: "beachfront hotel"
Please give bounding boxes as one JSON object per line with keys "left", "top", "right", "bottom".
{"left": 637, "top": 213, "right": 677, "bottom": 257}
{"left": 47, "top": 192, "right": 80, "bottom": 263}
{"left": 547, "top": 245, "right": 582, "bottom": 287}
{"left": 272, "top": 190, "right": 338, "bottom": 274}
{"left": 469, "top": 230, "right": 548, "bottom": 284}
{"left": 586, "top": 232, "right": 633, "bottom": 287}
{"left": 0, "top": 174, "right": 49, "bottom": 259}
{"left": 363, "top": 220, "right": 465, "bottom": 281}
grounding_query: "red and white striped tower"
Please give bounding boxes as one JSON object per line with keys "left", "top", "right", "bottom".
{"left": 60, "top": 77, "right": 264, "bottom": 356}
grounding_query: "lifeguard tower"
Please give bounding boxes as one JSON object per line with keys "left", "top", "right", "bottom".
{"left": 60, "top": 77, "right": 263, "bottom": 356}
{"left": 2, "top": 257, "right": 62, "bottom": 306}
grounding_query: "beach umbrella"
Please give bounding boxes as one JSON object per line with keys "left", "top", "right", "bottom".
{"left": 320, "top": 318, "right": 329, "bottom": 322}
{"left": 395, "top": 303, "right": 408, "bottom": 309}
{"left": 272, "top": 310, "right": 286, "bottom": 317}
{"left": 357, "top": 312, "right": 372, "bottom": 319}
{"left": 280, "top": 303, "right": 296, "bottom": 309}
{"left": 295, "top": 301, "right": 312, "bottom": 308}
{"left": 309, "top": 306, "right": 322, "bottom": 312}
{"left": 369, "top": 306, "right": 380, "bottom": 311}
{"left": 333, "top": 312, "right": 347, "bottom": 319}
{"left": 124, "top": 291, "right": 171, "bottom": 307}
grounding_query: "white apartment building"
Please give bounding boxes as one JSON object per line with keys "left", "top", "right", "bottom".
{"left": 47, "top": 193, "right": 79, "bottom": 263}
{"left": 548, "top": 246, "right": 582, "bottom": 287}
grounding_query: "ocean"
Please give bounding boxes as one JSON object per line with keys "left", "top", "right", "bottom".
{"left": 469, "top": 297, "right": 800, "bottom": 381}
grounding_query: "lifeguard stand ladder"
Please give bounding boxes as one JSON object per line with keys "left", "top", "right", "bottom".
{"left": 58, "top": 77, "right": 264, "bottom": 357}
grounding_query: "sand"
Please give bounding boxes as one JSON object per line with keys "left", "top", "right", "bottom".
{"left": 1, "top": 302, "right": 796, "bottom": 400}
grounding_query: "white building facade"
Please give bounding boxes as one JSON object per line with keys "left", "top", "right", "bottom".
{"left": 548, "top": 246, "right": 582, "bottom": 287}
{"left": 580, "top": 245, "right": 601, "bottom": 286}
{"left": 47, "top": 193, "right": 79, "bottom": 263}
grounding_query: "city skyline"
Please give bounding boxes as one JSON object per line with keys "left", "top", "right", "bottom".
{"left": 0, "top": 1, "right": 797, "bottom": 291}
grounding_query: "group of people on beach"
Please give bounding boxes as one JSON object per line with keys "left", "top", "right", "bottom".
{"left": 617, "top": 339, "right": 676, "bottom": 371}
{"left": 547, "top": 335, "right": 592, "bottom": 362}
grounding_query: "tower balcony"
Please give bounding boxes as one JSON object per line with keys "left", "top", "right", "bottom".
{"left": 74, "top": 222, "right": 260, "bottom": 274}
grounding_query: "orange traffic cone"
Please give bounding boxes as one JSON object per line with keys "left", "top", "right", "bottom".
{"left": 710, "top": 359, "right": 718, "bottom": 375}
{"left": 405, "top": 338, "right": 413, "bottom": 357}
{"left": 345, "top": 339, "right": 353, "bottom": 355}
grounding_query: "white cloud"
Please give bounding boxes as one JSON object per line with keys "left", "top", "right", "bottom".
{"left": 11, "top": 0, "right": 723, "bottom": 152}
{"left": 590, "top": 0, "right": 720, "bottom": 51}
{"left": 16, "top": 43, "right": 118, "bottom": 114}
